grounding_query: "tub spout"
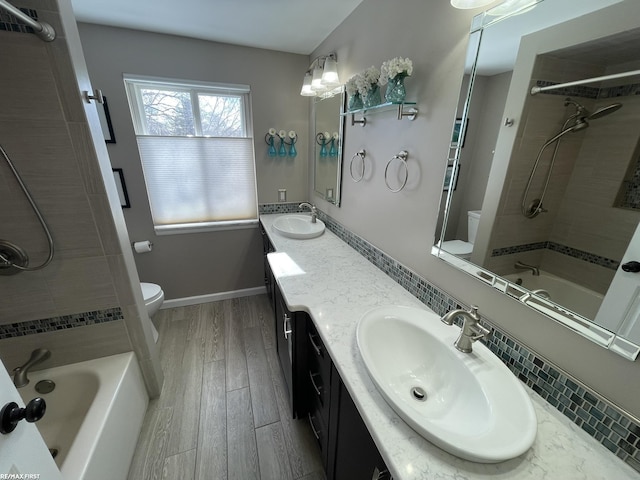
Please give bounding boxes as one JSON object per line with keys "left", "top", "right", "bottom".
{"left": 13, "top": 348, "right": 51, "bottom": 388}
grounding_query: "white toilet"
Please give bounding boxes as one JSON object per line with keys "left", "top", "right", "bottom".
{"left": 141, "top": 282, "right": 164, "bottom": 343}
{"left": 439, "top": 210, "right": 481, "bottom": 260}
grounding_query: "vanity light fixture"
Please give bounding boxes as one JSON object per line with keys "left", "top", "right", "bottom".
{"left": 486, "top": 0, "right": 538, "bottom": 16}
{"left": 300, "top": 53, "right": 341, "bottom": 97}
{"left": 450, "top": 0, "right": 496, "bottom": 9}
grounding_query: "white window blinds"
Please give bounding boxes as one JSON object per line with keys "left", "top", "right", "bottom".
{"left": 124, "top": 75, "right": 258, "bottom": 233}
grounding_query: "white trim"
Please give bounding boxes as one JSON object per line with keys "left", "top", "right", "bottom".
{"left": 161, "top": 286, "right": 267, "bottom": 309}
{"left": 155, "top": 220, "right": 258, "bottom": 236}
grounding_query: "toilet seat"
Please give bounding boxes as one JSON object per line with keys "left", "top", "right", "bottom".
{"left": 141, "top": 282, "right": 163, "bottom": 303}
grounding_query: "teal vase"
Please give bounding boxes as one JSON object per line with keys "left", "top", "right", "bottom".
{"left": 267, "top": 137, "right": 277, "bottom": 157}
{"left": 278, "top": 138, "right": 287, "bottom": 157}
{"left": 385, "top": 73, "right": 407, "bottom": 103}
{"left": 363, "top": 84, "right": 381, "bottom": 108}
{"left": 348, "top": 92, "right": 363, "bottom": 111}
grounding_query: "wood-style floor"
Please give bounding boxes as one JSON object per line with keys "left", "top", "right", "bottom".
{"left": 127, "top": 294, "right": 325, "bottom": 480}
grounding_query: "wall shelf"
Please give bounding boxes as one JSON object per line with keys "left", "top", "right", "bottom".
{"left": 343, "top": 101, "right": 418, "bottom": 126}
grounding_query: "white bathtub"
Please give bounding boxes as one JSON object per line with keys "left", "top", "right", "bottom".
{"left": 504, "top": 270, "right": 604, "bottom": 319}
{"left": 18, "top": 352, "right": 148, "bottom": 480}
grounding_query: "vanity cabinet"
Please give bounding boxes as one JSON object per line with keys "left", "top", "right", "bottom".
{"left": 304, "top": 318, "right": 391, "bottom": 480}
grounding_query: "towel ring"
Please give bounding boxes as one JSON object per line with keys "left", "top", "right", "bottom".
{"left": 384, "top": 150, "right": 409, "bottom": 193}
{"left": 350, "top": 149, "right": 366, "bottom": 183}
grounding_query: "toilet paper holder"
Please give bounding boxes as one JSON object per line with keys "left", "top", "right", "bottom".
{"left": 132, "top": 241, "right": 154, "bottom": 253}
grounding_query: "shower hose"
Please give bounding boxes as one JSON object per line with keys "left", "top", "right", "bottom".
{"left": 0, "top": 143, "right": 54, "bottom": 271}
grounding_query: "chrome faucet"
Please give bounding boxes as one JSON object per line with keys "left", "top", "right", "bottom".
{"left": 13, "top": 348, "right": 51, "bottom": 388}
{"left": 514, "top": 261, "right": 539, "bottom": 276}
{"left": 441, "top": 305, "right": 492, "bottom": 353}
{"left": 299, "top": 202, "right": 318, "bottom": 223}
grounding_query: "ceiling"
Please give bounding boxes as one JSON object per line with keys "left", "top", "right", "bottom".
{"left": 70, "top": 0, "right": 364, "bottom": 55}
{"left": 473, "top": 0, "right": 623, "bottom": 75}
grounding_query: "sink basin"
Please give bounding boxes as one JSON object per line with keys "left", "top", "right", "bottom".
{"left": 356, "top": 305, "right": 537, "bottom": 463}
{"left": 273, "top": 215, "right": 325, "bottom": 239}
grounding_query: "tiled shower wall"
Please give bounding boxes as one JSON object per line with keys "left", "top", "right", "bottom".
{"left": 0, "top": 5, "right": 134, "bottom": 370}
{"left": 484, "top": 54, "right": 640, "bottom": 295}
{"left": 259, "top": 202, "right": 640, "bottom": 473}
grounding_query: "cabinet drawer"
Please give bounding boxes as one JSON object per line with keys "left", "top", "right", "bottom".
{"left": 307, "top": 322, "right": 331, "bottom": 379}
{"left": 307, "top": 404, "right": 329, "bottom": 468}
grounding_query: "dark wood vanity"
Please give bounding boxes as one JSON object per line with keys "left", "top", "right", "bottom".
{"left": 260, "top": 223, "right": 390, "bottom": 480}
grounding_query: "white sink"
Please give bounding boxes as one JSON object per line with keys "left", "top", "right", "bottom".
{"left": 356, "top": 305, "right": 537, "bottom": 463}
{"left": 273, "top": 215, "right": 325, "bottom": 239}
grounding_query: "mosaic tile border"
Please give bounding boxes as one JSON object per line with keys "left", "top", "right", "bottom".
{"left": 260, "top": 204, "right": 640, "bottom": 473}
{"left": 0, "top": 308, "right": 124, "bottom": 340}
{"left": 491, "top": 240, "right": 619, "bottom": 270}
{"left": 0, "top": 7, "right": 38, "bottom": 34}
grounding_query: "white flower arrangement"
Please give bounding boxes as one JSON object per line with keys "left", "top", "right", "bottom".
{"left": 355, "top": 66, "right": 381, "bottom": 95}
{"left": 380, "top": 57, "right": 413, "bottom": 85}
{"left": 345, "top": 75, "right": 359, "bottom": 96}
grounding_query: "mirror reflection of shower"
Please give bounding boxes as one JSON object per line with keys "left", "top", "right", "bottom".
{"left": 0, "top": 143, "right": 54, "bottom": 275}
{"left": 521, "top": 97, "right": 623, "bottom": 218}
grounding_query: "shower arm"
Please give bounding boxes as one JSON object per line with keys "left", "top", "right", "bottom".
{"left": 0, "top": 0, "right": 56, "bottom": 42}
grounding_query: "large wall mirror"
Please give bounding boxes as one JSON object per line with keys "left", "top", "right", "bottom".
{"left": 314, "top": 88, "right": 345, "bottom": 206}
{"left": 435, "top": 0, "right": 640, "bottom": 360}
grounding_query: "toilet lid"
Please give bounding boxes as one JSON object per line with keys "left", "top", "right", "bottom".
{"left": 439, "top": 240, "right": 473, "bottom": 255}
{"left": 141, "top": 282, "right": 162, "bottom": 301}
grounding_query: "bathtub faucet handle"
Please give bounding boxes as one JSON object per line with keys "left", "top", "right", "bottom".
{"left": 12, "top": 348, "right": 51, "bottom": 388}
{"left": 0, "top": 397, "right": 47, "bottom": 434}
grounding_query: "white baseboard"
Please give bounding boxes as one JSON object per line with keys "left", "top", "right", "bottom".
{"left": 161, "top": 286, "right": 267, "bottom": 309}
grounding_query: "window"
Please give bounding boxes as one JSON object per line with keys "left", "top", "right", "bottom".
{"left": 124, "top": 75, "right": 258, "bottom": 234}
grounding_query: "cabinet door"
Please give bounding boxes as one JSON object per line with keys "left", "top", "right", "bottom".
{"left": 330, "top": 368, "right": 390, "bottom": 480}
{"left": 274, "top": 285, "right": 309, "bottom": 418}
{"left": 275, "top": 286, "right": 294, "bottom": 415}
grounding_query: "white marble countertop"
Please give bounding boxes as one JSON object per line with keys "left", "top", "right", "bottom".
{"left": 261, "top": 214, "right": 639, "bottom": 480}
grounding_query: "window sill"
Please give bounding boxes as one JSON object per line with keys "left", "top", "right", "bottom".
{"left": 154, "top": 219, "right": 258, "bottom": 236}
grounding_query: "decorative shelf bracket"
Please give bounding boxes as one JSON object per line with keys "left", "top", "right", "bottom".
{"left": 397, "top": 104, "right": 418, "bottom": 121}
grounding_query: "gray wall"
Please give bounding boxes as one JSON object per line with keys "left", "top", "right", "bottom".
{"left": 311, "top": 0, "right": 640, "bottom": 418}
{"left": 77, "top": 23, "right": 310, "bottom": 300}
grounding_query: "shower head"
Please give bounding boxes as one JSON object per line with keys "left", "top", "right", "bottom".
{"left": 564, "top": 97, "right": 623, "bottom": 121}
{"left": 588, "top": 102, "right": 623, "bottom": 120}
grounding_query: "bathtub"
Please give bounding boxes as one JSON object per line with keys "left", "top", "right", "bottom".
{"left": 18, "top": 352, "right": 148, "bottom": 480}
{"left": 504, "top": 270, "right": 604, "bottom": 319}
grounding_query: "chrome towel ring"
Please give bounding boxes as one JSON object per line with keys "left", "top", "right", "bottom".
{"left": 350, "top": 149, "right": 366, "bottom": 182}
{"left": 384, "top": 150, "right": 409, "bottom": 192}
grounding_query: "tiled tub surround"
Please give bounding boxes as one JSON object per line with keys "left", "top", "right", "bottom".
{"left": 261, "top": 213, "right": 640, "bottom": 479}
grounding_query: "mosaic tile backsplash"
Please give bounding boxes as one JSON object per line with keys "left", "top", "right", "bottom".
{"left": 0, "top": 308, "right": 124, "bottom": 340}
{"left": 260, "top": 203, "right": 640, "bottom": 473}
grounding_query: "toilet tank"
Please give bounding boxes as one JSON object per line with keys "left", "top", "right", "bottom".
{"left": 467, "top": 210, "right": 481, "bottom": 244}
